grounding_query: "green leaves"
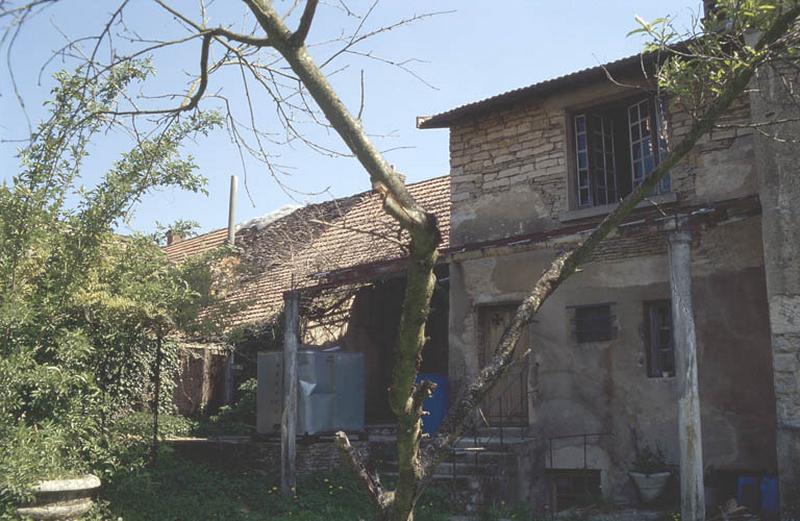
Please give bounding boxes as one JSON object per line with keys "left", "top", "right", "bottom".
{"left": 0, "top": 65, "right": 229, "bottom": 508}
{"left": 633, "top": 0, "right": 798, "bottom": 120}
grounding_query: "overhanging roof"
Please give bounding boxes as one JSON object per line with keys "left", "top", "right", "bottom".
{"left": 418, "top": 52, "right": 657, "bottom": 129}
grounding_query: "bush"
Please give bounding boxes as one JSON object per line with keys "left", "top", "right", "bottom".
{"left": 193, "top": 379, "right": 256, "bottom": 436}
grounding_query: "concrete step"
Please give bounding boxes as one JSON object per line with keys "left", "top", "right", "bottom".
{"left": 380, "top": 470, "right": 478, "bottom": 482}
{"left": 378, "top": 451, "right": 515, "bottom": 478}
{"left": 450, "top": 448, "right": 515, "bottom": 458}
{"left": 450, "top": 436, "right": 529, "bottom": 448}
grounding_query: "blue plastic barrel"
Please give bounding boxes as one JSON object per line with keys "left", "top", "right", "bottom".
{"left": 416, "top": 373, "right": 448, "bottom": 434}
{"left": 737, "top": 475, "right": 760, "bottom": 512}
{"left": 761, "top": 475, "right": 779, "bottom": 516}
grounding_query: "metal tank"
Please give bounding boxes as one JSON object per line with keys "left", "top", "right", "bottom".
{"left": 257, "top": 349, "right": 364, "bottom": 435}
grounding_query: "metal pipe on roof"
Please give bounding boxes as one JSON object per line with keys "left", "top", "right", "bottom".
{"left": 227, "top": 175, "right": 238, "bottom": 246}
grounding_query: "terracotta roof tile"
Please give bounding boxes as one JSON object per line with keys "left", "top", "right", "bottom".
{"left": 163, "top": 228, "right": 228, "bottom": 263}
{"left": 166, "top": 176, "right": 450, "bottom": 329}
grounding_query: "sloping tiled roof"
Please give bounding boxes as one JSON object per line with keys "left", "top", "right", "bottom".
{"left": 418, "top": 52, "right": 655, "bottom": 129}
{"left": 163, "top": 228, "right": 228, "bottom": 262}
{"left": 166, "top": 175, "right": 450, "bottom": 329}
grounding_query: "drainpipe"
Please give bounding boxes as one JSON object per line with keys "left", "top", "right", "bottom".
{"left": 227, "top": 175, "right": 237, "bottom": 246}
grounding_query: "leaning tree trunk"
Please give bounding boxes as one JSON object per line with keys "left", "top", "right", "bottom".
{"left": 243, "top": 2, "right": 440, "bottom": 519}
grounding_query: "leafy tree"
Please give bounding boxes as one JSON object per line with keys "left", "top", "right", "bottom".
{"left": 0, "top": 62, "right": 225, "bottom": 510}
{"left": 1, "top": 1, "right": 799, "bottom": 520}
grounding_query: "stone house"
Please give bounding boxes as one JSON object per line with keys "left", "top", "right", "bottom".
{"left": 163, "top": 25, "right": 799, "bottom": 517}
{"left": 417, "top": 36, "right": 799, "bottom": 513}
{"left": 170, "top": 51, "right": 798, "bottom": 510}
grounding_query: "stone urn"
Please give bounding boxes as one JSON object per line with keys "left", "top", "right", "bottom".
{"left": 16, "top": 474, "right": 101, "bottom": 520}
{"left": 629, "top": 471, "right": 670, "bottom": 503}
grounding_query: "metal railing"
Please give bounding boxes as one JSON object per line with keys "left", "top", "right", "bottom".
{"left": 546, "top": 432, "right": 612, "bottom": 469}
{"left": 442, "top": 369, "right": 534, "bottom": 482}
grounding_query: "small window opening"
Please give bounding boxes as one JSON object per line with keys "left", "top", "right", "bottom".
{"left": 573, "top": 304, "right": 614, "bottom": 343}
{"left": 547, "top": 469, "right": 602, "bottom": 511}
{"left": 645, "top": 300, "right": 675, "bottom": 377}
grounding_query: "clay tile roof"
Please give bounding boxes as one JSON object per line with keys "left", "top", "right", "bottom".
{"left": 166, "top": 175, "right": 450, "bottom": 329}
{"left": 163, "top": 228, "right": 228, "bottom": 263}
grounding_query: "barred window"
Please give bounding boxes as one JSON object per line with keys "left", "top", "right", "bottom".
{"left": 573, "top": 304, "right": 614, "bottom": 343}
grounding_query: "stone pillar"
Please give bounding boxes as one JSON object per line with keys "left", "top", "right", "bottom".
{"left": 747, "top": 35, "right": 800, "bottom": 514}
{"left": 668, "top": 230, "right": 705, "bottom": 521}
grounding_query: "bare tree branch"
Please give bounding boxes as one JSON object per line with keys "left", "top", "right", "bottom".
{"left": 334, "top": 431, "right": 393, "bottom": 510}
{"left": 289, "top": 0, "right": 318, "bottom": 47}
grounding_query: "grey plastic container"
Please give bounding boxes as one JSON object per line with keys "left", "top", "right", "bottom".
{"left": 257, "top": 350, "right": 365, "bottom": 435}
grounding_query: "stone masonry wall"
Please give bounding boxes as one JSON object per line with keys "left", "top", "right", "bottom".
{"left": 447, "top": 80, "right": 756, "bottom": 249}
{"left": 748, "top": 51, "right": 800, "bottom": 514}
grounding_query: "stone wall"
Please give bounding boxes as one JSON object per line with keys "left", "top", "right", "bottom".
{"left": 447, "top": 78, "right": 756, "bottom": 248}
{"left": 448, "top": 216, "right": 777, "bottom": 509}
{"left": 442, "top": 68, "right": 781, "bottom": 510}
{"left": 748, "top": 49, "right": 800, "bottom": 514}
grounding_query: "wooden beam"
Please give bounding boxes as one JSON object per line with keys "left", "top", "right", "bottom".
{"left": 281, "top": 290, "right": 300, "bottom": 496}
{"left": 668, "top": 229, "right": 705, "bottom": 521}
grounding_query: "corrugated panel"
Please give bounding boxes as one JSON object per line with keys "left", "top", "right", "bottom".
{"left": 419, "top": 52, "right": 655, "bottom": 129}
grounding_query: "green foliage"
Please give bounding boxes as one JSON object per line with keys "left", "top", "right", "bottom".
{"left": 194, "top": 379, "right": 257, "bottom": 436}
{"left": 631, "top": 0, "right": 798, "bottom": 117}
{"left": 90, "top": 448, "right": 453, "bottom": 521}
{"left": 153, "top": 219, "right": 201, "bottom": 246}
{"left": 479, "top": 501, "right": 533, "bottom": 521}
{"left": 0, "top": 63, "right": 225, "bottom": 511}
{"left": 113, "top": 412, "right": 196, "bottom": 441}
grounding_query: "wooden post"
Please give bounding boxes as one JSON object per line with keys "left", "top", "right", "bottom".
{"left": 150, "top": 332, "right": 163, "bottom": 466}
{"left": 281, "top": 290, "right": 300, "bottom": 496}
{"left": 668, "top": 229, "right": 705, "bottom": 521}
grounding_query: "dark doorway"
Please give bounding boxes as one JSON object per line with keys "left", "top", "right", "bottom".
{"left": 477, "top": 303, "right": 529, "bottom": 426}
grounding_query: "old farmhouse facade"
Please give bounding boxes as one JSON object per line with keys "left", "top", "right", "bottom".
{"left": 418, "top": 42, "right": 799, "bottom": 513}
{"left": 167, "top": 32, "right": 799, "bottom": 517}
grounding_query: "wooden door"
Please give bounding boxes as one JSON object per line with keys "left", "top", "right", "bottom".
{"left": 478, "top": 304, "right": 529, "bottom": 426}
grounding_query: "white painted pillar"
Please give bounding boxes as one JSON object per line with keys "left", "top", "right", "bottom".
{"left": 281, "top": 290, "right": 299, "bottom": 496}
{"left": 668, "top": 230, "right": 705, "bottom": 521}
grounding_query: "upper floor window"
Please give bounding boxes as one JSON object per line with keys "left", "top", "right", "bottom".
{"left": 573, "top": 97, "right": 671, "bottom": 208}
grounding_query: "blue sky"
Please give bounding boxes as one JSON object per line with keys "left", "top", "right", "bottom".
{"left": 0, "top": 1, "right": 700, "bottom": 236}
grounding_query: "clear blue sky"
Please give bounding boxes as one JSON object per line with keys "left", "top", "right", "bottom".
{"left": 0, "top": 1, "right": 700, "bottom": 236}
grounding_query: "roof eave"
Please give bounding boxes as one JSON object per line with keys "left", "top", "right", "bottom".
{"left": 418, "top": 52, "right": 661, "bottom": 130}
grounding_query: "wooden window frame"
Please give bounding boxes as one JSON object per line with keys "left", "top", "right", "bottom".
{"left": 570, "top": 95, "right": 671, "bottom": 210}
{"left": 644, "top": 300, "right": 675, "bottom": 378}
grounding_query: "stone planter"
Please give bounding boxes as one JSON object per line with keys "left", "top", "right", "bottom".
{"left": 629, "top": 471, "right": 670, "bottom": 503}
{"left": 16, "top": 474, "right": 101, "bottom": 520}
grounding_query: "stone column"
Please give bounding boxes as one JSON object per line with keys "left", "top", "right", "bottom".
{"left": 747, "top": 31, "right": 800, "bottom": 515}
{"left": 668, "top": 230, "right": 705, "bottom": 521}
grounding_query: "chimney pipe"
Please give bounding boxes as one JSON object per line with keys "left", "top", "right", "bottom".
{"left": 227, "top": 175, "right": 237, "bottom": 246}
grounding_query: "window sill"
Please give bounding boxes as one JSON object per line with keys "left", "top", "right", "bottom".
{"left": 559, "top": 192, "right": 678, "bottom": 223}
